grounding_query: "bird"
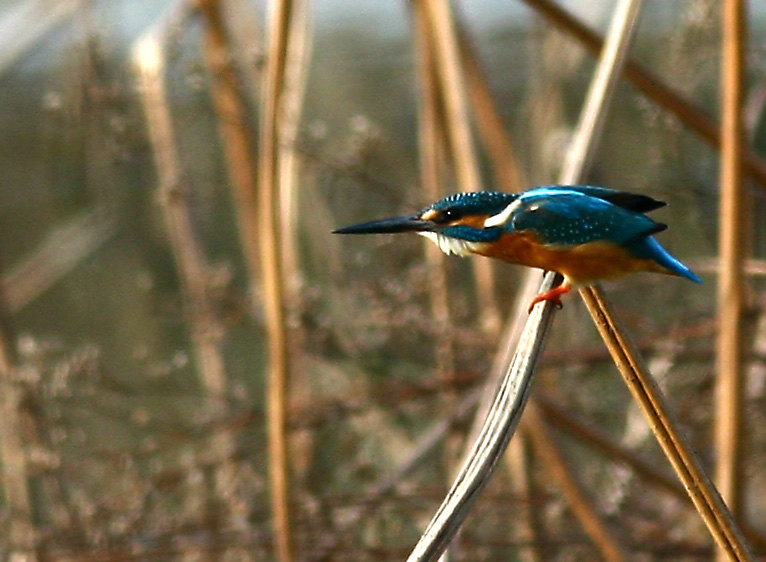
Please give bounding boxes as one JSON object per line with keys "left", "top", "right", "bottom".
{"left": 333, "top": 185, "right": 701, "bottom": 312}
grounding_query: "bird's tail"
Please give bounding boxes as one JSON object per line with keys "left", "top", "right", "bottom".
{"left": 631, "top": 237, "right": 701, "bottom": 283}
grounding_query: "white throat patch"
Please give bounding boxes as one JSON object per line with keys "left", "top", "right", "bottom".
{"left": 418, "top": 231, "right": 481, "bottom": 257}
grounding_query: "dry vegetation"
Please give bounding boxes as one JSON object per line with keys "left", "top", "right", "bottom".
{"left": 0, "top": 0, "right": 765, "bottom": 561}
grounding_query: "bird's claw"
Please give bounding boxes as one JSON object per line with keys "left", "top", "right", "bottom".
{"left": 527, "top": 282, "right": 571, "bottom": 314}
{"left": 527, "top": 295, "right": 563, "bottom": 313}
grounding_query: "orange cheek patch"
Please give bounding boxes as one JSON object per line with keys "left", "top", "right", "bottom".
{"left": 420, "top": 209, "right": 440, "bottom": 221}
{"left": 419, "top": 211, "right": 490, "bottom": 228}
{"left": 458, "top": 215, "right": 490, "bottom": 228}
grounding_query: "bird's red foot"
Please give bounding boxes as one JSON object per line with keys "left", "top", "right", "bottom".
{"left": 528, "top": 282, "right": 571, "bottom": 313}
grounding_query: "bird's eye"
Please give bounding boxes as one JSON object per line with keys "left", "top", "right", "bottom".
{"left": 422, "top": 207, "right": 462, "bottom": 224}
{"left": 438, "top": 209, "right": 461, "bottom": 223}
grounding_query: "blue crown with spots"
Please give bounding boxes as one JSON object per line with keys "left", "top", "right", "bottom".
{"left": 425, "top": 191, "right": 517, "bottom": 215}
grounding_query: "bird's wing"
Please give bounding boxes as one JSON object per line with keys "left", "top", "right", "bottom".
{"left": 509, "top": 192, "right": 667, "bottom": 248}
{"left": 559, "top": 185, "right": 666, "bottom": 213}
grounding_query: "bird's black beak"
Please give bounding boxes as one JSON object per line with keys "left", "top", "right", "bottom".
{"left": 333, "top": 214, "right": 433, "bottom": 235}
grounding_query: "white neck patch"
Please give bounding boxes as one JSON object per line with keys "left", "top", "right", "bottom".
{"left": 483, "top": 198, "right": 521, "bottom": 228}
{"left": 418, "top": 231, "right": 481, "bottom": 257}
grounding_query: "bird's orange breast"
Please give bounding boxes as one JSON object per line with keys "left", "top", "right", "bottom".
{"left": 473, "top": 231, "right": 667, "bottom": 284}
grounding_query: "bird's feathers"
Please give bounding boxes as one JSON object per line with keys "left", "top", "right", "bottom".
{"left": 558, "top": 185, "right": 666, "bottom": 213}
{"left": 334, "top": 185, "right": 700, "bottom": 286}
{"left": 508, "top": 190, "right": 667, "bottom": 247}
{"left": 427, "top": 191, "right": 516, "bottom": 216}
{"left": 626, "top": 236, "right": 701, "bottom": 283}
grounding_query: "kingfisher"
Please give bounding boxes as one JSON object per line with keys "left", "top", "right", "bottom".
{"left": 334, "top": 185, "right": 701, "bottom": 312}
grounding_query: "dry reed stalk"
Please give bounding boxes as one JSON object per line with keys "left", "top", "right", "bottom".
{"left": 412, "top": 0, "right": 462, "bottom": 485}
{"left": 539, "top": 397, "right": 766, "bottom": 552}
{"left": 715, "top": 0, "right": 748, "bottom": 539}
{"left": 407, "top": 1, "right": 649, "bottom": 559}
{"left": 689, "top": 258, "right": 766, "bottom": 277}
{"left": 457, "top": 15, "right": 555, "bottom": 560}
{"left": 456, "top": 25, "right": 524, "bottom": 194}
{"left": 196, "top": 2, "right": 281, "bottom": 559}
{"left": 580, "top": 286, "right": 753, "bottom": 561}
{"left": 0, "top": 0, "right": 78, "bottom": 79}
{"left": 407, "top": 274, "right": 560, "bottom": 562}
{"left": 538, "top": 397, "right": 687, "bottom": 497}
{"left": 198, "top": 0, "right": 261, "bottom": 296}
{"left": 271, "top": 0, "right": 312, "bottom": 491}
{"left": 518, "top": 3, "right": 642, "bottom": 556}
{"left": 258, "top": 0, "right": 296, "bottom": 560}
{"left": 522, "top": 0, "right": 766, "bottom": 189}
{"left": 523, "top": 403, "right": 627, "bottom": 561}
{"left": 421, "top": 0, "right": 501, "bottom": 336}
{"left": 420, "top": 0, "right": 479, "bottom": 194}
{"left": 0, "top": 295, "right": 36, "bottom": 562}
{"left": 133, "top": 6, "right": 224, "bottom": 399}
{"left": 277, "top": 0, "right": 311, "bottom": 316}
{"left": 0, "top": 210, "right": 116, "bottom": 313}
{"left": 132, "top": 6, "right": 244, "bottom": 559}
{"left": 543, "top": 0, "right": 752, "bottom": 555}
{"left": 503, "top": 436, "right": 540, "bottom": 562}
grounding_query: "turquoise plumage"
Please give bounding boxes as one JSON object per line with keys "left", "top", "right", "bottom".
{"left": 335, "top": 185, "right": 701, "bottom": 310}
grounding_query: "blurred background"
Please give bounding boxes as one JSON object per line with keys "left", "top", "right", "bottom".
{"left": 1, "top": 0, "right": 765, "bottom": 560}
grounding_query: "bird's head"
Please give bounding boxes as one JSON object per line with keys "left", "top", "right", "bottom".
{"left": 334, "top": 192, "right": 518, "bottom": 256}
